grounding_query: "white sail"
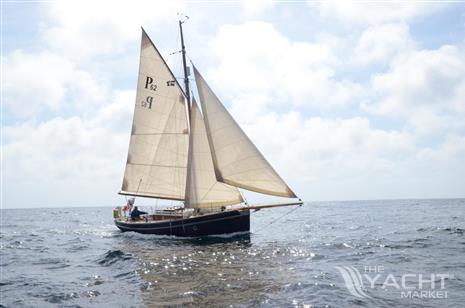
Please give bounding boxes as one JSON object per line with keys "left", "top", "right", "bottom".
{"left": 185, "top": 99, "right": 244, "bottom": 209}
{"left": 194, "top": 66, "right": 297, "bottom": 198}
{"left": 120, "top": 29, "right": 188, "bottom": 200}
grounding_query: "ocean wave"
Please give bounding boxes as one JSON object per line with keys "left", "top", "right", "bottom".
{"left": 443, "top": 227, "right": 464, "bottom": 235}
{"left": 417, "top": 226, "right": 464, "bottom": 235}
{"left": 97, "top": 249, "right": 133, "bottom": 266}
{"left": 384, "top": 237, "right": 433, "bottom": 249}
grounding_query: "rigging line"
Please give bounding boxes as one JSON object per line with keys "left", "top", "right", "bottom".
{"left": 185, "top": 53, "right": 195, "bottom": 65}
{"left": 131, "top": 178, "right": 143, "bottom": 204}
{"left": 167, "top": 14, "right": 182, "bottom": 58}
{"left": 252, "top": 204, "right": 302, "bottom": 234}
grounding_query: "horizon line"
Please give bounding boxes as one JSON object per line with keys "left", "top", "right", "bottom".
{"left": 2, "top": 196, "right": 465, "bottom": 210}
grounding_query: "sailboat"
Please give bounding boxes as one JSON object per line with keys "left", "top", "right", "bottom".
{"left": 113, "top": 20, "right": 302, "bottom": 236}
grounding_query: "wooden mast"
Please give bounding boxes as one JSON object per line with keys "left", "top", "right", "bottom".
{"left": 180, "top": 16, "right": 193, "bottom": 208}
{"left": 179, "top": 18, "right": 190, "bottom": 115}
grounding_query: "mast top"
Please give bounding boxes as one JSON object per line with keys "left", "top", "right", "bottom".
{"left": 178, "top": 13, "right": 189, "bottom": 24}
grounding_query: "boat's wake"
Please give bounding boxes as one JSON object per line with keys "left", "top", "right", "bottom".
{"left": 206, "top": 231, "right": 250, "bottom": 239}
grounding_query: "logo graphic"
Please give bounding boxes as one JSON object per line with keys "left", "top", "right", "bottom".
{"left": 335, "top": 266, "right": 372, "bottom": 298}
{"left": 336, "top": 265, "right": 450, "bottom": 300}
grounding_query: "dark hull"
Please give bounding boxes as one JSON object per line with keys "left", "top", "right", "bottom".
{"left": 115, "top": 210, "right": 250, "bottom": 237}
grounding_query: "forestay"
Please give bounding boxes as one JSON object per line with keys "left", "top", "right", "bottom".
{"left": 193, "top": 66, "right": 297, "bottom": 198}
{"left": 185, "top": 99, "right": 244, "bottom": 209}
{"left": 120, "top": 29, "right": 189, "bottom": 200}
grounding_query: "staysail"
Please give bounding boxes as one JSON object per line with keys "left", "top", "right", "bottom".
{"left": 185, "top": 99, "right": 244, "bottom": 209}
{"left": 194, "top": 66, "right": 297, "bottom": 198}
{"left": 120, "top": 29, "right": 189, "bottom": 200}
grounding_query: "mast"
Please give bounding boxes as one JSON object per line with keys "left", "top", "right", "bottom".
{"left": 179, "top": 17, "right": 191, "bottom": 116}
{"left": 179, "top": 15, "right": 192, "bottom": 208}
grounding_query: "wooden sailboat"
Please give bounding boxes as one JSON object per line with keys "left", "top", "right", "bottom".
{"left": 114, "top": 21, "right": 302, "bottom": 236}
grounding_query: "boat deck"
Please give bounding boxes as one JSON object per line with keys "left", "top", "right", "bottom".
{"left": 118, "top": 213, "right": 183, "bottom": 223}
{"left": 117, "top": 208, "right": 186, "bottom": 223}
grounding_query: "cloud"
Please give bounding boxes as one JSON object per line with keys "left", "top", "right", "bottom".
{"left": 2, "top": 91, "right": 134, "bottom": 207}
{"left": 4, "top": 50, "right": 111, "bottom": 118}
{"left": 247, "top": 112, "right": 414, "bottom": 170}
{"left": 3, "top": 0, "right": 193, "bottom": 119}
{"left": 316, "top": 1, "right": 446, "bottom": 25}
{"left": 4, "top": 0, "right": 185, "bottom": 119}
{"left": 417, "top": 134, "right": 465, "bottom": 162}
{"left": 239, "top": 112, "right": 421, "bottom": 200}
{"left": 40, "top": 0, "right": 185, "bottom": 61}
{"left": 364, "top": 44, "right": 465, "bottom": 134}
{"left": 2, "top": 0, "right": 186, "bottom": 207}
{"left": 206, "top": 21, "right": 362, "bottom": 120}
{"left": 3, "top": 90, "right": 134, "bottom": 179}
{"left": 353, "top": 23, "right": 415, "bottom": 66}
{"left": 242, "top": 111, "right": 465, "bottom": 200}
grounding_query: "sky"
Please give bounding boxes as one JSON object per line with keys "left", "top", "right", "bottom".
{"left": 2, "top": 0, "right": 465, "bottom": 209}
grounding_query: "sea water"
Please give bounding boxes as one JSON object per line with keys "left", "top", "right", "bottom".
{"left": 1, "top": 199, "right": 464, "bottom": 307}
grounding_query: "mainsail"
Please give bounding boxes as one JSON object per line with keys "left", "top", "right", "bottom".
{"left": 185, "top": 99, "right": 244, "bottom": 209}
{"left": 193, "top": 66, "right": 297, "bottom": 198}
{"left": 120, "top": 29, "right": 189, "bottom": 200}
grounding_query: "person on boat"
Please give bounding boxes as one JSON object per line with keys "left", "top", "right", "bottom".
{"left": 122, "top": 198, "right": 135, "bottom": 218}
{"left": 130, "top": 206, "right": 147, "bottom": 221}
